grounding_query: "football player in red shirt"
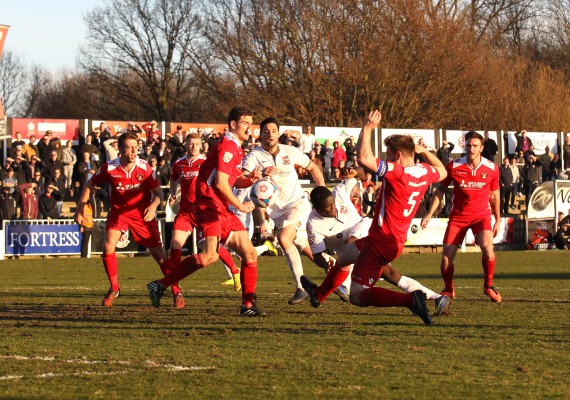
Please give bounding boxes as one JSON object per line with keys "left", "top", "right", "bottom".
{"left": 74, "top": 133, "right": 176, "bottom": 307}
{"left": 168, "top": 133, "right": 242, "bottom": 298}
{"left": 421, "top": 131, "right": 502, "bottom": 302}
{"left": 302, "top": 110, "right": 449, "bottom": 325}
{"left": 147, "top": 108, "right": 265, "bottom": 316}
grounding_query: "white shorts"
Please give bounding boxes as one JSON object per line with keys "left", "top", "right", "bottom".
{"left": 268, "top": 195, "right": 312, "bottom": 231}
{"left": 349, "top": 217, "right": 372, "bottom": 240}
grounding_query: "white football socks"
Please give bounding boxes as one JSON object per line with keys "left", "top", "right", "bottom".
{"left": 397, "top": 275, "right": 440, "bottom": 300}
{"left": 284, "top": 245, "right": 304, "bottom": 289}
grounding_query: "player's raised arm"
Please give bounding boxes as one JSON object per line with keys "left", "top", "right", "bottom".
{"left": 415, "top": 144, "right": 447, "bottom": 182}
{"left": 356, "top": 110, "right": 382, "bottom": 172}
{"left": 305, "top": 161, "right": 325, "bottom": 186}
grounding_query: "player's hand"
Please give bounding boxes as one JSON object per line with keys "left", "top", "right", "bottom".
{"left": 363, "top": 110, "right": 381, "bottom": 129}
{"left": 492, "top": 220, "right": 501, "bottom": 238}
{"left": 168, "top": 195, "right": 176, "bottom": 206}
{"left": 239, "top": 201, "right": 255, "bottom": 214}
{"left": 249, "top": 169, "right": 263, "bottom": 183}
{"left": 74, "top": 210, "right": 84, "bottom": 225}
{"left": 415, "top": 144, "right": 427, "bottom": 154}
{"left": 421, "top": 215, "right": 431, "bottom": 229}
{"left": 144, "top": 205, "right": 157, "bottom": 222}
{"left": 262, "top": 166, "right": 279, "bottom": 177}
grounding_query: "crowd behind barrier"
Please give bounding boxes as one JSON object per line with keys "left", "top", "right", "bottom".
{"left": 1, "top": 118, "right": 569, "bottom": 255}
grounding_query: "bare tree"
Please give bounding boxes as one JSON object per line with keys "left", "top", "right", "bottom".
{"left": 79, "top": 0, "right": 203, "bottom": 120}
{"left": 0, "top": 51, "right": 29, "bottom": 117}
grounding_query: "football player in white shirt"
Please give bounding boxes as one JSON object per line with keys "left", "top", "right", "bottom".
{"left": 304, "top": 183, "right": 451, "bottom": 315}
{"left": 242, "top": 117, "right": 325, "bottom": 305}
{"left": 307, "top": 176, "right": 372, "bottom": 301}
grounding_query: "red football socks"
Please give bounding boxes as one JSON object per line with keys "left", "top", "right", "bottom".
{"left": 441, "top": 262, "right": 455, "bottom": 292}
{"left": 482, "top": 256, "right": 496, "bottom": 288}
{"left": 359, "top": 287, "right": 413, "bottom": 308}
{"left": 169, "top": 248, "right": 182, "bottom": 269}
{"left": 240, "top": 261, "right": 258, "bottom": 307}
{"left": 316, "top": 265, "right": 350, "bottom": 303}
{"left": 102, "top": 253, "right": 119, "bottom": 291}
{"left": 219, "top": 246, "right": 239, "bottom": 275}
{"left": 159, "top": 254, "right": 204, "bottom": 288}
{"left": 158, "top": 258, "right": 180, "bottom": 295}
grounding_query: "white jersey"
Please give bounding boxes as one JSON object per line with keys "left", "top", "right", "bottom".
{"left": 307, "top": 180, "right": 369, "bottom": 254}
{"left": 242, "top": 144, "right": 311, "bottom": 211}
{"left": 230, "top": 186, "right": 253, "bottom": 229}
{"left": 331, "top": 178, "right": 361, "bottom": 216}
{"left": 299, "top": 134, "right": 316, "bottom": 154}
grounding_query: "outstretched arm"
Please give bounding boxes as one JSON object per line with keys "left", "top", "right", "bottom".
{"left": 356, "top": 110, "right": 382, "bottom": 172}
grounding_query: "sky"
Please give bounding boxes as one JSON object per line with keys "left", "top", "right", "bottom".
{"left": 1, "top": 0, "right": 105, "bottom": 73}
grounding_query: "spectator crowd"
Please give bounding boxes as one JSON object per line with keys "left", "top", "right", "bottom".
{"left": 2, "top": 125, "right": 570, "bottom": 228}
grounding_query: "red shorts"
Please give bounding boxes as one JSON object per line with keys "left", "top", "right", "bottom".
{"left": 351, "top": 235, "right": 404, "bottom": 287}
{"left": 106, "top": 208, "right": 162, "bottom": 248}
{"left": 173, "top": 211, "right": 198, "bottom": 232}
{"left": 444, "top": 217, "right": 492, "bottom": 246}
{"left": 195, "top": 203, "right": 246, "bottom": 244}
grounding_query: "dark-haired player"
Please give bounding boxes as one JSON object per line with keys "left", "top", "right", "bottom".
{"left": 306, "top": 184, "right": 450, "bottom": 313}
{"left": 302, "top": 110, "right": 448, "bottom": 325}
{"left": 242, "top": 117, "right": 325, "bottom": 305}
{"left": 148, "top": 108, "right": 265, "bottom": 316}
{"left": 168, "top": 133, "right": 242, "bottom": 302}
{"left": 421, "top": 131, "right": 502, "bottom": 302}
{"left": 74, "top": 133, "right": 176, "bottom": 307}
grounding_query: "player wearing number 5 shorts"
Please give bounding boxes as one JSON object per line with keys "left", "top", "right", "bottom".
{"left": 421, "top": 131, "right": 502, "bottom": 302}
{"left": 301, "top": 110, "right": 448, "bottom": 325}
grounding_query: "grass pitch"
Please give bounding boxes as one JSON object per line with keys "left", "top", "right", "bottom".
{"left": 0, "top": 250, "right": 568, "bottom": 399}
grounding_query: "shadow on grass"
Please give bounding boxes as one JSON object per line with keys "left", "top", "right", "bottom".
{"left": 412, "top": 272, "right": 570, "bottom": 280}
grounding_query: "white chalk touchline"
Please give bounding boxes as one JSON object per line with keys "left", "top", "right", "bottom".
{"left": 0, "top": 354, "right": 216, "bottom": 379}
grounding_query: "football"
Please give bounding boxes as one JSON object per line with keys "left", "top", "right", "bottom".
{"left": 250, "top": 179, "right": 278, "bottom": 208}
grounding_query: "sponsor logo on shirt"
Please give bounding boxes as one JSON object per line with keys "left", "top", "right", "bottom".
{"left": 116, "top": 182, "right": 142, "bottom": 192}
{"left": 181, "top": 171, "right": 199, "bottom": 178}
{"left": 458, "top": 180, "right": 485, "bottom": 189}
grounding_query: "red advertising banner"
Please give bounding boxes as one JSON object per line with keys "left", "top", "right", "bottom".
{"left": 11, "top": 118, "right": 81, "bottom": 142}
{"left": 0, "top": 24, "right": 10, "bottom": 118}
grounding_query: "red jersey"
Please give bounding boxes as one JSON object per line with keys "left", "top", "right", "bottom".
{"left": 91, "top": 157, "right": 159, "bottom": 212}
{"left": 440, "top": 156, "right": 499, "bottom": 219}
{"left": 195, "top": 132, "right": 244, "bottom": 211}
{"left": 170, "top": 154, "right": 206, "bottom": 213}
{"left": 371, "top": 159, "right": 440, "bottom": 243}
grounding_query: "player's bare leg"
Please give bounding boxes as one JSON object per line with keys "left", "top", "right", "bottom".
{"left": 227, "top": 230, "right": 265, "bottom": 316}
{"left": 101, "top": 230, "right": 122, "bottom": 307}
{"left": 441, "top": 243, "right": 459, "bottom": 299}
{"left": 148, "top": 236, "right": 219, "bottom": 307}
{"left": 477, "top": 230, "right": 502, "bottom": 302}
{"left": 278, "top": 223, "right": 308, "bottom": 305}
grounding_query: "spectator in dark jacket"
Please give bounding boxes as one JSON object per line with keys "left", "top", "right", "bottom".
{"left": 44, "top": 150, "right": 65, "bottom": 182}
{"left": 437, "top": 140, "right": 455, "bottom": 166}
{"left": 499, "top": 157, "right": 514, "bottom": 215}
{"left": 481, "top": 131, "right": 498, "bottom": 163}
{"left": 515, "top": 130, "right": 533, "bottom": 155}
{"left": 37, "top": 132, "right": 54, "bottom": 162}
{"left": 39, "top": 183, "right": 62, "bottom": 220}
{"left": 0, "top": 186, "right": 17, "bottom": 223}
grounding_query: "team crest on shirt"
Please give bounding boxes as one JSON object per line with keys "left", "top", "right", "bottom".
{"left": 282, "top": 156, "right": 290, "bottom": 165}
{"left": 223, "top": 152, "right": 233, "bottom": 162}
{"left": 481, "top": 172, "right": 487, "bottom": 179}
{"left": 136, "top": 173, "right": 144, "bottom": 182}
